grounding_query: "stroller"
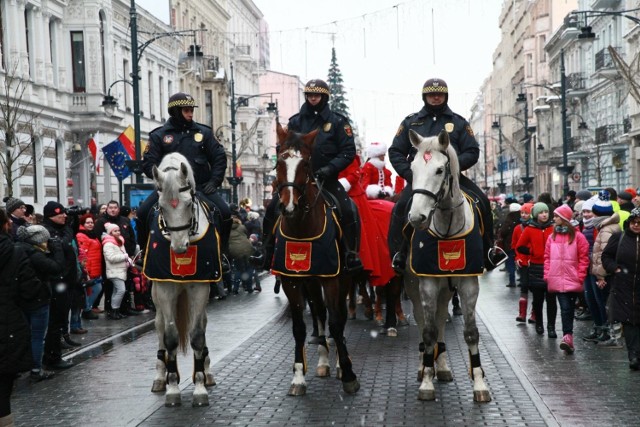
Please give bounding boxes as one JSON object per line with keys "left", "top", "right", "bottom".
{"left": 128, "top": 251, "right": 154, "bottom": 312}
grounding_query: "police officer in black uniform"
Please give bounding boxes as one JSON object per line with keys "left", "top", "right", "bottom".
{"left": 252, "top": 79, "right": 363, "bottom": 273}
{"left": 138, "top": 92, "right": 231, "bottom": 271}
{"left": 388, "top": 78, "right": 505, "bottom": 272}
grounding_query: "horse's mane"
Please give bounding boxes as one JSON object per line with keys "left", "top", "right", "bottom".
{"left": 279, "top": 130, "right": 310, "bottom": 156}
{"left": 157, "top": 153, "right": 196, "bottom": 193}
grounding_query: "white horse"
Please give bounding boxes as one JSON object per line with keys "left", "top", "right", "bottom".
{"left": 147, "top": 152, "right": 217, "bottom": 407}
{"left": 404, "top": 130, "right": 491, "bottom": 403}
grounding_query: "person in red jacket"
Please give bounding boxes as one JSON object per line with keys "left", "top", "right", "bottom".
{"left": 361, "top": 142, "right": 394, "bottom": 200}
{"left": 544, "top": 204, "right": 590, "bottom": 354}
{"left": 513, "top": 202, "right": 533, "bottom": 322}
{"left": 76, "top": 214, "right": 104, "bottom": 321}
{"left": 516, "top": 202, "right": 556, "bottom": 337}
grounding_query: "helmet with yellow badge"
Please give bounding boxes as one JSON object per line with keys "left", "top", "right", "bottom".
{"left": 167, "top": 92, "right": 198, "bottom": 118}
{"left": 303, "top": 79, "right": 330, "bottom": 112}
{"left": 422, "top": 78, "right": 448, "bottom": 103}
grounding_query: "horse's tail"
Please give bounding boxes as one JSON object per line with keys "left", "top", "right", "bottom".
{"left": 176, "top": 291, "right": 190, "bottom": 354}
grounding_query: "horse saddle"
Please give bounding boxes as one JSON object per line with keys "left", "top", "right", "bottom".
{"left": 271, "top": 205, "right": 342, "bottom": 277}
{"left": 408, "top": 193, "right": 484, "bottom": 277}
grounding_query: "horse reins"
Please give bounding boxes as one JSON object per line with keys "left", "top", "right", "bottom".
{"left": 157, "top": 166, "right": 199, "bottom": 236}
{"left": 411, "top": 152, "right": 467, "bottom": 238}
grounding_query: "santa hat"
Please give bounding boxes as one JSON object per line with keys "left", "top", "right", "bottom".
{"left": 366, "top": 141, "right": 387, "bottom": 158}
{"left": 554, "top": 204, "right": 574, "bottom": 223}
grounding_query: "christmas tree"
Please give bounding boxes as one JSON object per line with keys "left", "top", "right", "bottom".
{"left": 327, "top": 47, "right": 351, "bottom": 122}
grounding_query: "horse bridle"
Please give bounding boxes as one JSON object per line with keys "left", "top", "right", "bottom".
{"left": 156, "top": 166, "right": 199, "bottom": 236}
{"left": 410, "top": 151, "right": 466, "bottom": 237}
{"left": 275, "top": 154, "right": 323, "bottom": 212}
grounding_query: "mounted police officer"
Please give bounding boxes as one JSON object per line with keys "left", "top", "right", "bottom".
{"left": 138, "top": 92, "right": 231, "bottom": 271}
{"left": 252, "top": 79, "right": 363, "bottom": 273}
{"left": 388, "top": 78, "right": 506, "bottom": 272}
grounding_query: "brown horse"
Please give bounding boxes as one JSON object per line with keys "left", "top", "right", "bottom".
{"left": 270, "top": 122, "right": 360, "bottom": 396}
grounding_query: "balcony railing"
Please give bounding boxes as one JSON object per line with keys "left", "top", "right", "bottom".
{"left": 595, "top": 47, "right": 619, "bottom": 71}
{"left": 566, "top": 72, "right": 586, "bottom": 90}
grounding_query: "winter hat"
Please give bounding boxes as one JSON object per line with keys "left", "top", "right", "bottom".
{"left": 104, "top": 222, "right": 120, "bottom": 235}
{"left": 626, "top": 188, "right": 638, "bottom": 199}
{"left": 582, "top": 198, "right": 595, "bottom": 212}
{"left": 522, "top": 193, "right": 534, "bottom": 203}
{"left": 554, "top": 204, "right": 574, "bottom": 223}
{"left": 619, "top": 191, "right": 633, "bottom": 202}
{"left": 592, "top": 199, "right": 614, "bottom": 216}
{"left": 25, "top": 204, "right": 34, "bottom": 216}
{"left": 366, "top": 141, "right": 387, "bottom": 158}
{"left": 120, "top": 206, "right": 131, "bottom": 217}
{"left": 520, "top": 203, "right": 534, "bottom": 215}
{"left": 573, "top": 200, "right": 584, "bottom": 213}
{"left": 509, "top": 203, "right": 522, "bottom": 213}
{"left": 3, "top": 196, "right": 25, "bottom": 214}
{"left": 531, "top": 202, "right": 549, "bottom": 219}
{"left": 629, "top": 207, "right": 640, "bottom": 220}
{"left": 598, "top": 190, "right": 610, "bottom": 201}
{"left": 16, "top": 225, "right": 50, "bottom": 245}
{"left": 43, "top": 201, "right": 65, "bottom": 218}
{"left": 576, "top": 190, "right": 592, "bottom": 201}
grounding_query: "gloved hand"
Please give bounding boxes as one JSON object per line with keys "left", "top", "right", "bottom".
{"left": 202, "top": 181, "right": 218, "bottom": 194}
{"left": 314, "top": 166, "right": 332, "bottom": 181}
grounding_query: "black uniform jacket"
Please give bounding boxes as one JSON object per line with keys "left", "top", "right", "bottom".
{"left": 388, "top": 105, "right": 480, "bottom": 182}
{"left": 287, "top": 103, "right": 356, "bottom": 178}
{"left": 143, "top": 118, "right": 226, "bottom": 190}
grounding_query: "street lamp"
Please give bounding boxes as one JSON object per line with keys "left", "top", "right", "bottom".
{"left": 491, "top": 119, "right": 507, "bottom": 194}
{"left": 227, "top": 61, "right": 278, "bottom": 205}
{"left": 557, "top": 49, "right": 573, "bottom": 197}
{"left": 516, "top": 92, "right": 533, "bottom": 192}
{"left": 101, "top": 0, "right": 204, "bottom": 183}
{"left": 572, "top": 7, "right": 640, "bottom": 40}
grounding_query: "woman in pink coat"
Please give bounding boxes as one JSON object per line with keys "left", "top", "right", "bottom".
{"left": 544, "top": 204, "right": 590, "bottom": 354}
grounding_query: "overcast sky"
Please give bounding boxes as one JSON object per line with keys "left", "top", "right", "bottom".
{"left": 135, "top": 0, "right": 503, "bottom": 144}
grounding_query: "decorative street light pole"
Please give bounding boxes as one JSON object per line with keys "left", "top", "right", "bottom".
{"left": 227, "top": 62, "right": 279, "bottom": 205}
{"left": 559, "top": 49, "right": 573, "bottom": 197}
{"left": 516, "top": 92, "right": 533, "bottom": 192}
{"left": 491, "top": 119, "right": 507, "bottom": 194}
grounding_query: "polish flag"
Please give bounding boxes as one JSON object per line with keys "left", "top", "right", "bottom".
{"left": 88, "top": 132, "right": 101, "bottom": 174}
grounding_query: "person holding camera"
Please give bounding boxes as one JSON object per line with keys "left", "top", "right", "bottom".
{"left": 40, "top": 201, "right": 80, "bottom": 369}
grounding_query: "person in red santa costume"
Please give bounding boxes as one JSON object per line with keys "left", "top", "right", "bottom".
{"left": 362, "top": 141, "right": 394, "bottom": 199}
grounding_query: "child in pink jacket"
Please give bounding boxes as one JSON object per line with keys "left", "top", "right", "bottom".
{"left": 544, "top": 204, "right": 590, "bottom": 354}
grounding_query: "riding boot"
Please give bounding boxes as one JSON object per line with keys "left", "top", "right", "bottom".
{"left": 341, "top": 220, "right": 363, "bottom": 273}
{"left": 392, "top": 240, "right": 408, "bottom": 273}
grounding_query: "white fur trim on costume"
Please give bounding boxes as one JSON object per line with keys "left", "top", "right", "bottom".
{"left": 366, "top": 142, "right": 387, "bottom": 159}
{"left": 368, "top": 157, "right": 385, "bottom": 170}
{"left": 338, "top": 177, "right": 351, "bottom": 192}
{"left": 384, "top": 186, "right": 394, "bottom": 196}
{"left": 366, "top": 184, "right": 382, "bottom": 199}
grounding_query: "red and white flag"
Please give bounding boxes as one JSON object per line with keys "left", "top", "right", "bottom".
{"left": 88, "top": 132, "right": 102, "bottom": 174}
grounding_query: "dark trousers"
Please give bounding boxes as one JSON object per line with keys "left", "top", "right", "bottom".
{"left": 137, "top": 190, "right": 231, "bottom": 251}
{"left": 623, "top": 323, "right": 640, "bottom": 361}
{"left": 557, "top": 292, "right": 579, "bottom": 335}
{"left": 43, "top": 285, "right": 70, "bottom": 363}
{"left": 388, "top": 174, "right": 494, "bottom": 257}
{"left": 262, "top": 179, "right": 360, "bottom": 253}
{"left": 0, "top": 374, "right": 14, "bottom": 417}
{"left": 531, "top": 287, "right": 557, "bottom": 329}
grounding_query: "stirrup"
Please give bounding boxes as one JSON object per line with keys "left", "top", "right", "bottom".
{"left": 487, "top": 246, "right": 508, "bottom": 268}
{"left": 221, "top": 254, "right": 231, "bottom": 274}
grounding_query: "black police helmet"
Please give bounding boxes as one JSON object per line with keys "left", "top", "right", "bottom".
{"left": 303, "top": 79, "right": 330, "bottom": 96}
{"left": 422, "top": 78, "right": 449, "bottom": 103}
{"left": 167, "top": 92, "right": 198, "bottom": 118}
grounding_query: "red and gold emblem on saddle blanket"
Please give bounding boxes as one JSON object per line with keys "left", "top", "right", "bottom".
{"left": 437, "top": 239, "right": 466, "bottom": 271}
{"left": 170, "top": 246, "right": 198, "bottom": 277}
{"left": 285, "top": 241, "right": 312, "bottom": 272}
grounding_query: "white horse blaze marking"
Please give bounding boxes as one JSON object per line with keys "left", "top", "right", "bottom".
{"left": 284, "top": 152, "right": 302, "bottom": 213}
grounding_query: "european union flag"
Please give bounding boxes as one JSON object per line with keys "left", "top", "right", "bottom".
{"left": 102, "top": 139, "right": 132, "bottom": 181}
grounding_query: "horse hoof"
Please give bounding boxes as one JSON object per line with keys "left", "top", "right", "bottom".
{"left": 205, "top": 373, "right": 216, "bottom": 387}
{"left": 376, "top": 318, "right": 385, "bottom": 327}
{"left": 165, "top": 394, "right": 182, "bottom": 407}
{"left": 397, "top": 317, "right": 409, "bottom": 327}
{"left": 418, "top": 388, "right": 436, "bottom": 401}
{"left": 343, "top": 379, "right": 360, "bottom": 394}
{"left": 348, "top": 312, "right": 356, "bottom": 320}
{"left": 436, "top": 370, "right": 453, "bottom": 382}
{"left": 336, "top": 367, "right": 342, "bottom": 380}
{"left": 192, "top": 394, "right": 209, "bottom": 407}
{"left": 316, "top": 365, "right": 330, "bottom": 377}
{"left": 151, "top": 380, "right": 166, "bottom": 393}
{"left": 288, "top": 383, "right": 307, "bottom": 396}
{"left": 473, "top": 390, "right": 492, "bottom": 403}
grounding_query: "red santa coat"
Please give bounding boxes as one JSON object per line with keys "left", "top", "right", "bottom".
{"left": 361, "top": 158, "right": 394, "bottom": 199}
{"left": 338, "top": 158, "right": 394, "bottom": 286}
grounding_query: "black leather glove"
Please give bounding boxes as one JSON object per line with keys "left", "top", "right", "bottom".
{"left": 202, "top": 181, "right": 218, "bottom": 194}
{"left": 314, "top": 166, "right": 332, "bottom": 181}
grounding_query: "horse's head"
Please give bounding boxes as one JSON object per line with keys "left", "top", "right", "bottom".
{"left": 274, "top": 122, "right": 318, "bottom": 218}
{"left": 408, "top": 130, "right": 460, "bottom": 230}
{"left": 152, "top": 153, "right": 196, "bottom": 253}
